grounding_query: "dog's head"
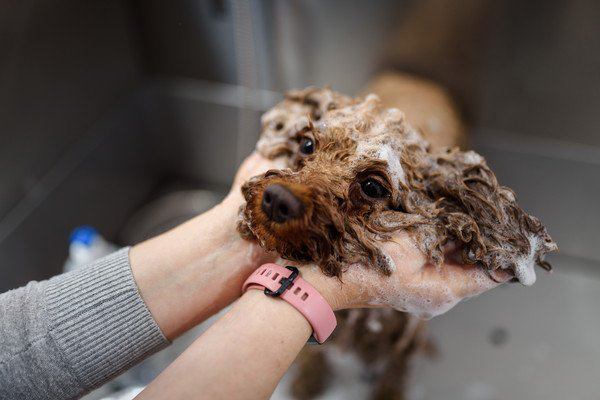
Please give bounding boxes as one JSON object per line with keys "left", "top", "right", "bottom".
{"left": 238, "top": 87, "right": 557, "bottom": 284}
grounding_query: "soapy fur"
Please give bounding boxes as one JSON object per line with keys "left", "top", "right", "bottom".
{"left": 239, "top": 87, "right": 557, "bottom": 285}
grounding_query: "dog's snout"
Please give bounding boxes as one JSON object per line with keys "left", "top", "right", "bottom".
{"left": 261, "top": 184, "right": 304, "bottom": 223}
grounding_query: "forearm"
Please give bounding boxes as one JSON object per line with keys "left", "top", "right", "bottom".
{"left": 130, "top": 193, "right": 273, "bottom": 340}
{"left": 0, "top": 249, "right": 168, "bottom": 400}
{"left": 0, "top": 191, "right": 269, "bottom": 398}
{"left": 0, "top": 152, "right": 281, "bottom": 399}
{"left": 137, "top": 290, "right": 312, "bottom": 400}
{"left": 136, "top": 262, "right": 349, "bottom": 400}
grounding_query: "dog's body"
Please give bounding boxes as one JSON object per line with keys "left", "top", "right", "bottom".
{"left": 238, "top": 84, "right": 556, "bottom": 399}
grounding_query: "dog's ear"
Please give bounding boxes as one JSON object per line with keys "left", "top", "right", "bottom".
{"left": 340, "top": 221, "right": 398, "bottom": 276}
{"left": 420, "top": 149, "right": 556, "bottom": 275}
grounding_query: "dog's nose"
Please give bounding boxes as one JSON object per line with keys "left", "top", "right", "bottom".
{"left": 261, "top": 184, "right": 304, "bottom": 223}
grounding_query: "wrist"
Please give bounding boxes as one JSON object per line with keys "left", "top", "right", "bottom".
{"left": 294, "top": 265, "right": 365, "bottom": 311}
{"left": 302, "top": 265, "right": 380, "bottom": 310}
{"left": 297, "top": 267, "right": 341, "bottom": 310}
{"left": 243, "top": 264, "right": 338, "bottom": 343}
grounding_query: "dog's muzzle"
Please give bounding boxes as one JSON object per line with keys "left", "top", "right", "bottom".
{"left": 261, "top": 184, "right": 304, "bottom": 223}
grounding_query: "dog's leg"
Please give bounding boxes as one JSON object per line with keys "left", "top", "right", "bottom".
{"left": 367, "top": 317, "right": 425, "bottom": 400}
{"left": 288, "top": 74, "right": 467, "bottom": 399}
{"left": 289, "top": 346, "right": 332, "bottom": 400}
{"left": 370, "top": 355, "right": 410, "bottom": 400}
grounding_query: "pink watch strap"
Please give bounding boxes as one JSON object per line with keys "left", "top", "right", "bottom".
{"left": 242, "top": 263, "right": 337, "bottom": 344}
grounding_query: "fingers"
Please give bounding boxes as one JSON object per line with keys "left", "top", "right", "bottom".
{"left": 380, "top": 233, "right": 428, "bottom": 275}
{"left": 331, "top": 232, "right": 511, "bottom": 315}
{"left": 234, "top": 152, "right": 288, "bottom": 187}
{"left": 394, "top": 232, "right": 510, "bottom": 299}
{"left": 233, "top": 152, "right": 263, "bottom": 186}
{"left": 440, "top": 262, "right": 510, "bottom": 299}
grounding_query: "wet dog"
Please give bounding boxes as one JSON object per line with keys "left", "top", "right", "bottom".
{"left": 237, "top": 86, "right": 557, "bottom": 399}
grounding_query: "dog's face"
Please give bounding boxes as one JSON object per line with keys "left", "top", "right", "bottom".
{"left": 238, "top": 87, "right": 557, "bottom": 283}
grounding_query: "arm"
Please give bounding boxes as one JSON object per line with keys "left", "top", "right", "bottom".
{"left": 129, "top": 191, "right": 273, "bottom": 340}
{"left": 136, "top": 268, "right": 342, "bottom": 400}
{"left": 129, "top": 152, "right": 282, "bottom": 339}
{"left": 137, "top": 236, "right": 510, "bottom": 400}
{"left": 0, "top": 249, "right": 167, "bottom": 400}
{"left": 136, "top": 291, "right": 312, "bottom": 400}
{"left": 0, "top": 153, "right": 279, "bottom": 399}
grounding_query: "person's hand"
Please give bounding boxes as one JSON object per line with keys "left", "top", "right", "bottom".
{"left": 300, "top": 231, "right": 511, "bottom": 319}
{"left": 215, "top": 150, "right": 286, "bottom": 241}
{"left": 223, "top": 151, "right": 287, "bottom": 207}
{"left": 129, "top": 151, "right": 285, "bottom": 340}
{"left": 206, "top": 151, "right": 286, "bottom": 269}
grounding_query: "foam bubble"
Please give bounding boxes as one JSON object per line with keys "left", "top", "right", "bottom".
{"left": 382, "top": 251, "right": 397, "bottom": 272}
{"left": 462, "top": 151, "right": 484, "bottom": 165}
{"left": 513, "top": 235, "right": 539, "bottom": 286}
{"left": 349, "top": 266, "right": 461, "bottom": 320}
{"left": 356, "top": 142, "right": 407, "bottom": 187}
{"left": 365, "top": 313, "right": 383, "bottom": 333}
{"left": 377, "top": 144, "right": 406, "bottom": 185}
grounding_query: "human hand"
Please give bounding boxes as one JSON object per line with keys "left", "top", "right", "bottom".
{"left": 215, "top": 151, "right": 286, "bottom": 240}
{"left": 130, "top": 153, "right": 288, "bottom": 340}
{"left": 209, "top": 151, "right": 286, "bottom": 267}
{"left": 224, "top": 151, "right": 287, "bottom": 207}
{"left": 300, "top": 231, "right": 511, "bottom": 319}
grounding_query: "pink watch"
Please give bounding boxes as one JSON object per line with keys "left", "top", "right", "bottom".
{"left": 242, "top": 263, "right": 337, "bottom": 344}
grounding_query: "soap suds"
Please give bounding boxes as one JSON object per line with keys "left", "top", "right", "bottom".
{"left": 377, "top": 144, "right": 407, "bottom": 186}
{"left": 512, "top": 235, "right": 539, "bottom": 286}
{"left": 461, "top": 150, "right": 484, "bottom": 165}
{"left": 366, "top": 313, "right": 383, "bottom": 333}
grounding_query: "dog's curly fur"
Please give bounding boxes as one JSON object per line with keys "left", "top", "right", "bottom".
{"left": 238, "top": 87, "right": 557, "bottom": 282}
{"left": 237, "top": 86, "right": 557, "bottom": 399}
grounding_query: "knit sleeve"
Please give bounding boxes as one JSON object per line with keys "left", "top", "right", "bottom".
{"left": 0, "top": 248, "right": 169, "bottom": 400}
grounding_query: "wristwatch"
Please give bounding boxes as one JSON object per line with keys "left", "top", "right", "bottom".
{"left": 242, "top": 263, "right": 337, "bottom": 344}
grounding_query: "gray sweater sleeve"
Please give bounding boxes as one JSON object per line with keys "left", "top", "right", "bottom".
{"left": 0, "top": 248, "right": 170, "bottom": 400}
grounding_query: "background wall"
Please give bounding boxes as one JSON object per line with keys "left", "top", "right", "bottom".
{"left": 0, "top": 1, "right": 152, "bottom": 288}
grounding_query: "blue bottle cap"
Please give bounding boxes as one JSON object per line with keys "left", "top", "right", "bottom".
{"left": 69, "top": 226, "right": 99, "bottom": 246}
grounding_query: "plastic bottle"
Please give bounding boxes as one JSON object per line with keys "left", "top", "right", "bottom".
{"left": 63, "top": 226, "right": 119, "bottom": 273}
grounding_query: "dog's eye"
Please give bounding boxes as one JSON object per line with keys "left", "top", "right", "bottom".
{"left": 299, "top": 137, "right": 315, "bottom": 155}
{"left": 361, "top": 179, "right": 389, "bottom": 199}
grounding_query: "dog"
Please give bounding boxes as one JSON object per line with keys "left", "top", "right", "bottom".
{"left": 237, "top": 86, "right": 557, "bottom": 399}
